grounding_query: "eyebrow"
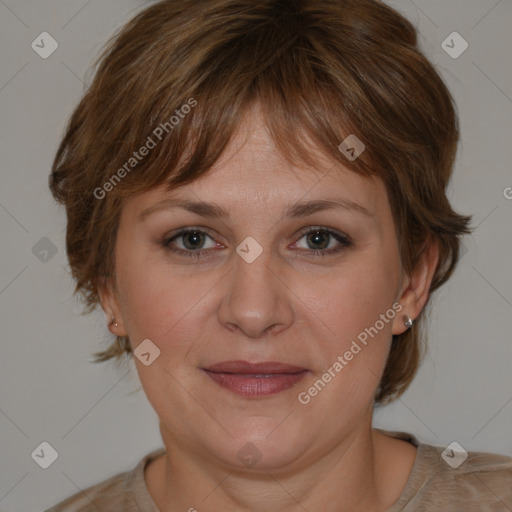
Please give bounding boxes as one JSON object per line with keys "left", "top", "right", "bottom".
{"left": 138, "top": 197, "right": 373, "bottom": 222}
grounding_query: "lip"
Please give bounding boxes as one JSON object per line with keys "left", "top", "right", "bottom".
{"left": 203, "top": 360, "right": 307, "bottom": 374}
{"left": 202, "top": 360, "right": 309, "bottom": 398}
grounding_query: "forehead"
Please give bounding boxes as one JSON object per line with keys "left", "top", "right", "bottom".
{"left": 124, "top": 107, "right": 389, "bottom": 221}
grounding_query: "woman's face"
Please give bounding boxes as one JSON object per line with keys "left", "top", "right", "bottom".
{"left": 104, "top": 109, "right": 414, "bottom": 470}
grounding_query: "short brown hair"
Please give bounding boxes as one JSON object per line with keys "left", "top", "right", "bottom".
{"left": 49, "top": 0, "right": 473, "bottom": 405}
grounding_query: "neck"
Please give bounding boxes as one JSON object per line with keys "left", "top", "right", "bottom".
{"left": 146, "top": 417, "right": 415, "bottom": 512}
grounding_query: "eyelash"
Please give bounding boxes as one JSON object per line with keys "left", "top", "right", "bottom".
{"left": 161, "top": 226, "right": 352, "bottom": 259}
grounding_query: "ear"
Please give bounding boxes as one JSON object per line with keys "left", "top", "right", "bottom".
{"left": 98, "top": 276, "right": 128, "bottom": 337}
{"left": 392, "top": 236, "right": 440, "bottom": 336}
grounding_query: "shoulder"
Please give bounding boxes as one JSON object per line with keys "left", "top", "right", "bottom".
{"left": 426, "top": 442, "right": 512, "bottom": 484}
{"left": 409, "top": 441, "right": 512, "bottom": 510}
{"left": 43, "top": 447, "right": 165, "bottom": 512}
{"left": 43, "top": 471, "right": 132, "bottom": 512}
{"left": 378, "top": 429, "right": 512, "bottom": 511}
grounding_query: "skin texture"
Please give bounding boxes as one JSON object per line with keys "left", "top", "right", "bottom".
{"left": 100, "top": 106, "right": 439, "bottom": 512}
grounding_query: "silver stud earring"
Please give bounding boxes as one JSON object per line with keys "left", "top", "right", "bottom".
{"left": 403, "top": 315, "right": 414, "bottom": 329}
{"left": 110, "top": 317, "right": 119, "bottom": 328}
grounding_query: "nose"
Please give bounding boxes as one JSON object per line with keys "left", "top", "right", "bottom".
{"left": 217, "top": 243, "right": 294, "bottom": 339}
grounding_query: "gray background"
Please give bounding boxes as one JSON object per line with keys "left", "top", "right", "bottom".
{"left": 0, "top": 0, "right": 511, "bottom": 510}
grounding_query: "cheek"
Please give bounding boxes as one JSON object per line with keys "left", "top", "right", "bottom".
{"left": 114, "top": 244, "right": 172, "bottom": 338}
{"left": 309, "top": 255, "right": 400, "bottom": 389}
{"left": 320, "top": 255, "right": 398, "bottom": 337}
{"left": 118, "top": 272, "right": 168, "bottom": 340}
{"left": 115, "top": 250, "right": 218, "bottom": 360}
{"left": 114, "top": 257, "right": 209, "bottom": 406}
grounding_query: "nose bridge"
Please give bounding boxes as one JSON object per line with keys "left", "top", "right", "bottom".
{"left": 218, "top": 236, "right": 292, "bottom": 337}
{"left": 232, "top": 238, "right": 277, "bottom": 306}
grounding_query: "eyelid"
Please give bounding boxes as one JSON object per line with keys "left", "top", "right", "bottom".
{"left": 164, "top": 225, "right": 350, "bottom": 242}
{"left": 295, "top": 225, "right": 352, "bottom": 243}
{"left": 165, "top": 226, "right": 223, "bottom": 242}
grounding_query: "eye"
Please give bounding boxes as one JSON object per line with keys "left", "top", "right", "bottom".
{"left": 162, "top": 228, "right": 220, "bottom": 258}
{"left": 293, "top": 227, "right": 352, "bottom": 257}
{"left": 162, "top": 226, "right": 352, "bottom": 259}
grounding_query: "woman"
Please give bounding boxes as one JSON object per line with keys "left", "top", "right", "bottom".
{"left": 45, "top": 0, "right": 512, "bottom": 510}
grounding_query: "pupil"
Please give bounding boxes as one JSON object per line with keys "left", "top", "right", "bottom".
{"left": 184, "top": 231, "right": 203, "bottom": 250}
{"left": 308, "top": 230, "right": 328, "bottom": 249}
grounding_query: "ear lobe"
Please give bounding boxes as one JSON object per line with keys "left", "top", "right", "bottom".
{"left": 392, "top": 237, "right": 440, "bottom": 335}
{"left": 98, "top": 276, "right": 127, "bottom": 336}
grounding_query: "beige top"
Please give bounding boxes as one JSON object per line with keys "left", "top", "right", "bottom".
{"left": 45, "top": 429, "right": 512, "bottom": 511}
